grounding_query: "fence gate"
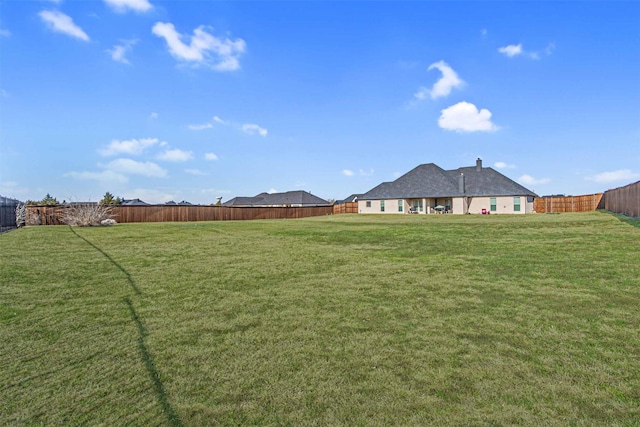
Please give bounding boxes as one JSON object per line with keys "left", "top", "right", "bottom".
{"left": 0, "top": 196, "right": 21, "bottom": 232}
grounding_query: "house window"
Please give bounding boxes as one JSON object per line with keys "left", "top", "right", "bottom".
{"left": 419, "top": 200, "right": 423, "bottom": 212}
{"left": 514, "top": 197, "right": 521, "bottom": 212}
{"left": 398, "top": 200, "right": 403, "bottom": 212}
{"left": 380, "top": 201, "right": 385, "bottom": 212}
{"left": 366, "top": 201, "right": 371, "bottom": 208}
{"left": 490, "top": 197, "right": 497, "bottom": 212}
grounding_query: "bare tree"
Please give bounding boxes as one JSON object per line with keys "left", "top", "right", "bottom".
{"left": 62, "top": 203, "right": 116, "bottom": 227}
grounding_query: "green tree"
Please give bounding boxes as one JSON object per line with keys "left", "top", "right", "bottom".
{"left": 99, "top": 192, "right": 123, "bottom": 205}
{"left": 40, "top": 193, "right": 59, "bottom": 206}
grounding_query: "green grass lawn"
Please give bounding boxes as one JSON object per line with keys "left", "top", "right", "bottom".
{"left": 1, "top": 212, "right": 639, "bottom": 426}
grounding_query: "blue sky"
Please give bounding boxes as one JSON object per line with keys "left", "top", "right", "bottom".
{"left": 1, "top": 0, "right": 639, "bottom": 204}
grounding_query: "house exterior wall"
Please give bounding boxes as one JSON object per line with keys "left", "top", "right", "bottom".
{"left": 525, "top": 198, "right": 535, "bottom": 214}
{"left": 359, "top": 198, "right": 452, "bottom": 214}
{"left": 452, "top": 198, "right": 466, "bottom": 214}
{"left": 360, "top": 196, "right": 534, "bottom": 214}
{"left": 467, "top": 197, "right": 488, "bottom": 214}
{"left": 358, "top": 199, "right": 399, "bottom": 214}
{"left": 465, "top": 196, "right": 532, "bottom": 214}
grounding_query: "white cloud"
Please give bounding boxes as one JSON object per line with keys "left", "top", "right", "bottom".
{"left": 65, "top": 170, "right": 128, "bottom": 184}
{"left": 39, "top": 10, "right": 90, "bottom": 41}
{"left": 438, "top": 101, "right": 499, "bottom": 133}
{"left": 498, "top": 44, "right": 523, "bottom": 57}
{"left": 359, "top": 169, "right": 374, "bottom": 176}
{"left": 414, "top": 87, "right": 428, "bottom": 101}
{"left": 157, "top": 149, "right": 193, "bottom": 162}
{"left": 0, "top": 29, "right": 11, "bottom": 37}
{"left": 494, "top": 162, "right": 516, "bottom": 169}
{"left": 104, "top": 0, "right": 153, "bottom": 13}
{"left": 204, "top": 153, "right": 218, "bottom": 161}
{"left": 586, "top": 169, "right": 640, "bottom": 183}
{"left": 544, "top": 42, "right": 556, "bottom": 56}
{"left": 107, "top": 39, "right": 137, "bottom": 64}
{"left": 185, "top": 169, "right": 208, "bottom": 176}
{"left": 427, "top": 60, "right": 464, "bottom": 99}
{"left": 242, "top": 123, "right": 268, "bottom": 137}
{"left": 499, "top": 43, "right": 554, "bottom": 60}
{"left": 104, "top": 158, "right": 167, "bottom": 177}
{"left": 481, "top": 28, "right": 488, "bottom": 36}
{"left": 152, "top": 22, "right": 246, "bottom": 71}
{"left": 342, "top": 169, "right": 355, "bottom": 177}
{"left": 267, "top": 188, "right": 278, "bottom": 194}
{"left": 0, "top": 181, "right": 31, "bottom": 197}
{"left": 149, "top": 112, "right": 158, "bottom": 119}
{"left": 189, "top": 116, "right": 228, "bottom": 130}
{"left": 1, "top": 89, "right": 8, "bottom": 98}
{"left": 188, "top": 122, "right": 213, "bottom": 131}
{"left": 99, "top": 137, "right": 159, "bottom": 156}
{"left": 519, "top": 174, "right": 550, "bottom": 185}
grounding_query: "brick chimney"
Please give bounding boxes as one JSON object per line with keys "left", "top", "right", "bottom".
{"left": 476, "top": 157, "right": 482, "bottom": 172}
{"left": 459, "top": 173, "right": 465, "bottom": 194}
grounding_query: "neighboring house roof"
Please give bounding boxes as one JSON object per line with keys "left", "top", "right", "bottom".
{"left": 165, "top": 201, "right": 177, "bottom": 205}
{"left": 122, "top": 198, "right": 149, "bottom": 205}
{"left": 68, "top": 202, "right": 98, "bottom": 206}
{"left": 223, "top": 196, "right": 260, "bottom": 206}
{"left": 178, "top": 201, "right": 192, "bottom": 205}
{"left": 337, "top": 194, "right": 364, "bottom": 203}
{"left": 361, "top": 159, "right": 537, "bottom": 200}
{"left": 223, "top": 190, "right": 330, "bottom": 206}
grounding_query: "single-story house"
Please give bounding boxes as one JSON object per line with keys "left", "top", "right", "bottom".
{"left": 223, "top": 190, "right": 331, "bottom": 207}
{"left": 358, "top": 158, "right": 537, "bottom": 215}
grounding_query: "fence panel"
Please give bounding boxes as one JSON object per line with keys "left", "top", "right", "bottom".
{"left": 24, "top": 205, "right": 336, "bottom": 225}
{"left": 333, "top": 202, "right": 358, "bottom": 214}
{"left": 604, "top": 181, "right": 640, "bottom": 217}
{"left": 534, "top": 193, "right": 603, "bottom": 213}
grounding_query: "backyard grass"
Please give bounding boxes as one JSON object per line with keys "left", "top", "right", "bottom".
{"left": 1, "top": 211, "right": 639, "bottom": 426}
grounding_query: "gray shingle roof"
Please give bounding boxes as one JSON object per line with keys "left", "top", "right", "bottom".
{"left": 361, "top": 161, "right": 537, "bottom": 200}
{"left": 223, "top": 191, "right": 330, "bottom": 206}
{"left": 337, "top": 194, "right": 364, "bottom": 203}
{"left": 447, "top": 166, "right": 537, "bottom": 197}
{"left": 122, "top": 198, "right": 149, "bottom": 205}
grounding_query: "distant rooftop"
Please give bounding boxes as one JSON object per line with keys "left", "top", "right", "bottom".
{"left": 224, "top": 190, "right": 331, "bottom": 207}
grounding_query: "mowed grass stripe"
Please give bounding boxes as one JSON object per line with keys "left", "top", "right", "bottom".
{"left": 1, "top": 212, "right": 639, "bottom": 425}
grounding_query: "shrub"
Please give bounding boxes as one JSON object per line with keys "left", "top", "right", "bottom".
{"left": 63, "top": 203, "right": 115, "bottom": 227}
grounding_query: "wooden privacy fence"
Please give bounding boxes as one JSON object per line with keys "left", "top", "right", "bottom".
{"left": 333, "top": 202, "right": 358, "bottom": 214}
{"left": 534, "top": 193, "right": 603, "bottom": 213}
{"left": 24, "top": 205, "right": 335, "bottom": 225}
{"left": 604, "top": 181, "right": 640, "bottom": 217}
